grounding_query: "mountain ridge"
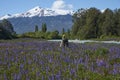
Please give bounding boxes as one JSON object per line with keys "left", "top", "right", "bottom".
{"left": 0, "top": 6, "right": 73, "bottom": 34}
{"left": 0, "top": 6, "right": 74, "bottom": 20}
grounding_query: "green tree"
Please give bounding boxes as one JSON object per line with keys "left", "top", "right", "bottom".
{"left": 101, "top": 8, "right": 115, "bottom": 36}
{"left": 72, "top": 7, "right": 120, "bottom": 39}
{"left": 0, "top": 19, "right": 16, "bottom": 39}
{"left": 2, "top": 19, "right": 15, "bottom": 34}
{"left": 72, "top": 8, "right": 87, "bottom": 38}
{"left": 62, "top": 28, "right": 65, "bottom": 35}
{"left": 72, "top": 8, "right": 101, "bottom": 39}
{"left": 67, "top": 29, "right": 71, "bottom": 39}
{"left": 83, "top": 8, "right": 101, "bottom": 39}
{"left": 35, "top": 25, "right": 39, "bottom": 32}
{"left": 42, "top": 23, "right": 47, "bottom": 33}
{"left": 114, "top": 9, "right": 120, "bottom": 36}
{"left": 50, "top": 30, "right": 59, "bottom": 39}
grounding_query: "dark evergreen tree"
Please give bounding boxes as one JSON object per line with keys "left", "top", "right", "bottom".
{"left": 35, "top": 25, "right": 38, "bottom": 32}
{"left": 62, "top": 28, "right": 65, "bottom": 35}
{"left": 42, "top": 23, "right": 47, "bottom": 33}
{"left": 2, "top": 19, "right": 15, "bottom": 34}
{"left": 0, "top": 19, "right": 16, "bottom": 39}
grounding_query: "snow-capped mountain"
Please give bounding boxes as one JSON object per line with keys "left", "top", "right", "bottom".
{"left": 0, "top": 6, "right": 73, "bottom": 34}
{"left": 0, "top": 6, "right": 74, "bottom": 20}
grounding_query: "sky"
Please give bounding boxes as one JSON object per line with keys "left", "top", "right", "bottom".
{"left": 0, "top": 0, "right": 120, "bottom": 17}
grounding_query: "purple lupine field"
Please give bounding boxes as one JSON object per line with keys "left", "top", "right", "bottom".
{"left": 0, "top": 39, "right": 120, "bottom": 80}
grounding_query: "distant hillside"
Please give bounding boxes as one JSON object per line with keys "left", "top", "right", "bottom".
{"left": 0, "top": 6, "right": 74, "bottom": 34}
{"left": 8, "top": 14, "right": 73, "bottom": 34}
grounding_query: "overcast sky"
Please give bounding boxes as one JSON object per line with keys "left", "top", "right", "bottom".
{"left": 0, "top": 0, "right": 120, "bottom": 17}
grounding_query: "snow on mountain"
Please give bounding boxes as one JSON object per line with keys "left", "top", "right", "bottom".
{"left": 101, "top": 9, "right": 106, "bottom": 13}
{"left": 0, "top": 6, "right": 74, "bottom": 20}
{"left": 0, "top": 14, "right": 12, "bottom": 20}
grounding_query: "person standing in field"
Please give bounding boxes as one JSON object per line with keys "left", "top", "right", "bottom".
{"left": 60, "top": 34, "right": 69, "bottom": 47}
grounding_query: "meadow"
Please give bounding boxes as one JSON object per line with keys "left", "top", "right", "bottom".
{"left": 0, "top": 39, "right": 120, "bottom": 80}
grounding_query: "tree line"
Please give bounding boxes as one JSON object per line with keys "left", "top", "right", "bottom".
{"left": 71, "top": 7, "right": 120, "bottom": 39}
{"left": 0, "top": 19, "right": 69, "bottom": 40}
{"left": 1, "top": 7, "right": 120, "bottom": 40}
{"left": 20, "top": 23, "right": 62, "bottom": 39}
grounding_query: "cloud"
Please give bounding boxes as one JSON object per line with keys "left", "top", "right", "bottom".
{"left": 51, "top": 0, "right": 73, "bottom": 10}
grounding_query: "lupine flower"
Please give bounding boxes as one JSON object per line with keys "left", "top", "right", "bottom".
{"left": 96, "top": 59, "right": 106, "bottom": 67}
{"left": 4, "top": 73, "right": 7, "bottom": 80}
{"left": 113, "top": 68, "right": 118, "bottom": 75}
{"left": 0, "top": 40, "right": 120, "bottom": 79}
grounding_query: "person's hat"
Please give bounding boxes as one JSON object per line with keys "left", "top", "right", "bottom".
{"left": 63, "top": 34, "right": 65, "bottom": 37}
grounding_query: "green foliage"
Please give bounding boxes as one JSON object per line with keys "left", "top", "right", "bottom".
{"left": 42, "top": 23, "right": 47, "bottom": 33}
{"left": 62, "top": 28, "right": 65, "bottom": 35}
{"left": 95, "top": 47, "right": 109, "bottom": 57}
{"left": 99, "top": 35, "right": 120, "bottom": 41}
{"left": 50, "top": 30, "right": 60, "bottom": 39}
{"left": 66, "top": 29, "right": 71, "bottom": 39}
{"left": 0, "top": 19, "right": 16, "bottom": 39}
{"left": 85, "top": 50, "right": 94, "bottom": 56}
{"left": 35, "top": 25, "right": 38, "bottom": 32}
{"left": 72, "top": 8, "right": 87, "bottom": 38}
{"left": 109, "top": 58, "right": 120, "bottom": 65}
{"left": 72, "top": 7, "right": 120, "bottom": 39}
{"left": 113, "top": 9, "right": 120, "bottom": 36}
{"left": 2, "top": 19, "right": 14, "bottom": 33}
{"left": 19, "top": 23, "right": 61, "bottom": 39}
{"left": 21, "top": 32, "right": 36, "bottom": 38}
{"left": 20, "top": 30, "right": 61, "bottom": 39}
{"left": 101, "top": 9, "right": 116, "bottom": 36}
